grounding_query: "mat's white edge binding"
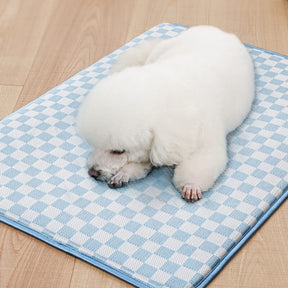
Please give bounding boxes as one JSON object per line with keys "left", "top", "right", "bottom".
{"left": 1, "top": 24, "right": 288, "bottom": 288}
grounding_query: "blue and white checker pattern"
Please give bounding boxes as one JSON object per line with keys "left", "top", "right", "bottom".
{"left": 1, "top": 24, "right": 288, "bottom": 288}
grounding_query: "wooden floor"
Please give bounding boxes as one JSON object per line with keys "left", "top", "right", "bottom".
{"left": 1, "top": 0, "right": 288, "bottom": 287}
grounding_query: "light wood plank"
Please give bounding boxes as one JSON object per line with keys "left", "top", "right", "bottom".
{"left": 0, "top": 85, "right": 22, "bottom": 119}
{"left": 70, "top": 259, "right": 133, "bottom": 288}
{"left": 0, "top": 223, "right": 75, "bottom": 288}
{"left": 0, "top": 0, "right": 57, "bottom": 86}
{"left": 14, "top": 0, "right": 134, "bottom": 110}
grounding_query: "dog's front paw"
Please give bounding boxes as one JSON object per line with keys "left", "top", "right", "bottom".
{"left": 181, "top": 183, "right": 202, "bottom": 202}
{"left": 108, "top": 172, "right": 129, "bottom": 189}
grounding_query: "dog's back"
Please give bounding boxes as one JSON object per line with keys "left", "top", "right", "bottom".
{"left": 146, "top": 26, "right": 255, "bottom": 133}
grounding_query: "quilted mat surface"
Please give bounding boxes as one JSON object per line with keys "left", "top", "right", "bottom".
{"left": 1, "top": 24, "right": 288, "bottom": 288}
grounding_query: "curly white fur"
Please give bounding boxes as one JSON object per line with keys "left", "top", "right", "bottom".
{"left": 77, "top": 26, "right": 255, "bottom": 201}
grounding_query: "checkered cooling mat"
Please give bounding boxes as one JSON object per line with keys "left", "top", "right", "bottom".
{"left": 1, "top": 24, "right": 288, "bottom": 288}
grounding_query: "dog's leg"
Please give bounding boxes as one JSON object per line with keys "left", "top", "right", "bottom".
{"left": 109, "top": 38, "right": 164, "bottom": 74}
{"left": 173, "top": 137, "right": 228, "bottom": 201}
{"left": 108, "top": 162, "right": 152, "bottom": 188}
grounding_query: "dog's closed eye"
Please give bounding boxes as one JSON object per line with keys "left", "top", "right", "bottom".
{"left": 110, "top": 150, "right": 125, "bottom": 155}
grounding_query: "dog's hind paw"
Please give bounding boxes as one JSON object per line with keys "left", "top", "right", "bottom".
{"left": 181, "top": 183, "right": 202, "bottom": 202}
{"left": 108, "top": 172, "right": 129, "bottom": 189}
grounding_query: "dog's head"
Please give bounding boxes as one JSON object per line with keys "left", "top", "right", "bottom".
{"left": 77, "top": 75, "right": 155, "bottom": 183}
{"left": 83, "top": 126, "right": 153, "bottom": 183}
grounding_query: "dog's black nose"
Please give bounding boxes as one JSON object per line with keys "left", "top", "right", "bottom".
{"left": 88, "top": 167, "right": 99, "bottom": 178}
{"left": 88, "top": 167, "right": 108, "bottom": 182}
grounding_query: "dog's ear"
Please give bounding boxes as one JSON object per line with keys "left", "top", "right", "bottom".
{"left": 149, "top": 117, "right": 202, "bottom": 167}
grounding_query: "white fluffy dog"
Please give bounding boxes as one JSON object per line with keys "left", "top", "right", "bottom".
{"left": 77, "top": 26, "right": 255, "bottom": 201}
